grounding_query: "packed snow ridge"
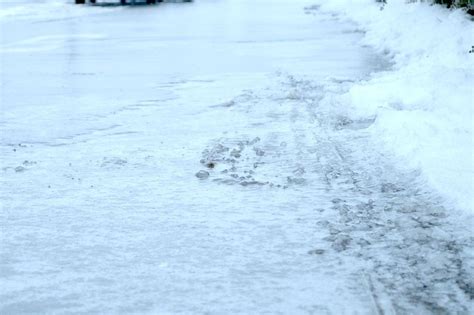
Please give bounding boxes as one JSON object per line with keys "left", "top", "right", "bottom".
{"left": 310, "top": 0, "right": 473, "bottom": 213}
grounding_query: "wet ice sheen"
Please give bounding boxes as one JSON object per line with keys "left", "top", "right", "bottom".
{"left": 1, "top": 0, "right": 473, "bottom": 314}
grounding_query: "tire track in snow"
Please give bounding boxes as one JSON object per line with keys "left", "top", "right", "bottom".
{"left": 198, "top": 74, "right": 474, "bottom": 314}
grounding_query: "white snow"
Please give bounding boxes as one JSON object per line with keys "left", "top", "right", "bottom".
{"left": 1, "top": 0, "right": 473, "bottom": 313}
{"left": 311, "top": 0, "right": 474, "bottom": 213}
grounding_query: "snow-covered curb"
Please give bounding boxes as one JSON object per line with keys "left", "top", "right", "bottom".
{"left": 313, "top": 0, "right": 473, "bottom": 213}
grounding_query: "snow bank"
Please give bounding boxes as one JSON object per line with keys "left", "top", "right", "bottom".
{"left": 313, "top": 0, "right": 473, "bottom": 212}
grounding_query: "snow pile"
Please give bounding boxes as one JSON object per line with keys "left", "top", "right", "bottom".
{"left": 313, "top": 0, "right": 474, "bottom": 213}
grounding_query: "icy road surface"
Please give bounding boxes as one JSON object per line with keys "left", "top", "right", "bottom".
{"left": 1, "top": 0, "right": 473, "bottom": 314}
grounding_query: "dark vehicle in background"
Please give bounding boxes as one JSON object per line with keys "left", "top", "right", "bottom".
{"left": 75, "top": 0, "right": 163, "bottom": 4}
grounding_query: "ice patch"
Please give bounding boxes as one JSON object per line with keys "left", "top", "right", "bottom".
{"left": 0, "top": 34, "right": 108, "bottom": 54}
